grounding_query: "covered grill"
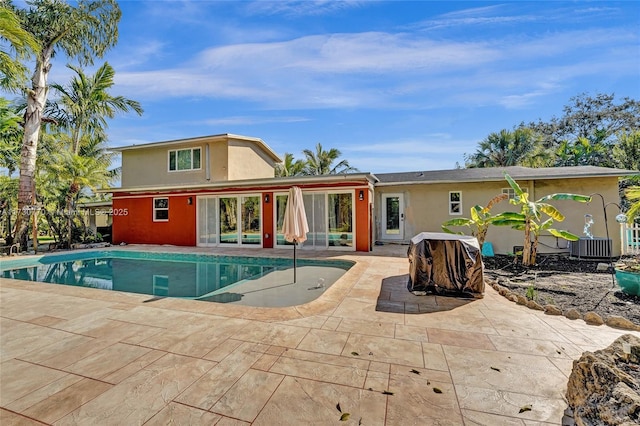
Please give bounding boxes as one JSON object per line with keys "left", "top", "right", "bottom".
{"left": 407, "top": 232, "right": 484, "bottom": 296}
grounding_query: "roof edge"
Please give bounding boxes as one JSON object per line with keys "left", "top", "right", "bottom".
{"left": 101, "top": 173, "right": 378, "bottom": 194}
{"left": 110, "top": 133, "right": 282, "bottom": 162}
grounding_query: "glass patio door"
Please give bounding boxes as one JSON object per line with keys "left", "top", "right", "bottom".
{"left": 219, "top": 197, "right": 238, "bottom": 244}
{"left": 218, "top": 196, "right": 261, "bottom": 246}
{"left": 197, "top": 197, "right": 218, "bottom": 246}
{"left": 240, "top": 196, "right": 260, "bottom": 245}
{"left": 328, "top": 193, "right": 353, "bottom": 247}
{"left": 303, "top": 193, "right": 326, "bottom": 248}
{"left": 275, "top": 194, "right": 294, "bottom": 247}
{"left": 382, "top": 193, "right": 404, "bottom": 240}
{"left": 274, "top": 190, "right": 354, "bottom": 250}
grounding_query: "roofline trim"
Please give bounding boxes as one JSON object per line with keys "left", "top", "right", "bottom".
{"left": 101, "top": 173, "right": 378, "bottom": 194}
{"left": 376, "top": 171, "right": 636, "bottom": 186}
{"left": 110, "top": 133, "right": 282, "bottom": 162}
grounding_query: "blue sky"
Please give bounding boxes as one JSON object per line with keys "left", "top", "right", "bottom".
{"left": 40, "top": 1, "right": 640, "bottom": 172}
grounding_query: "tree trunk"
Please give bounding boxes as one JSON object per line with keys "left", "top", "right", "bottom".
{"left": 530, "top": 234, "right": 540, "bottom": 266}
{"left": 15, "top": 48, "right": 52, "bottom": 250}
{"left": 31, "top": 207, "right": 38, "bottom": 253}
{"left": 522, "top": 221, "right": 533, "bottom": 266}
{"left": 477, "top": 227, "right": 488, "bottom": 251}
{"left": 40, "top": 205, "right": 62, "bottom": 245}
{"left": 67, "top": 199, "right": 72, "bottom": 249}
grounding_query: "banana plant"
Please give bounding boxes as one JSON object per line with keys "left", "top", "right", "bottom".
{"left": 492, "top": 173, "right": 591, "bottom": 266}
{"left": 441, "top": 193, "right": 508, "bottom": 251}
{"left": 625, "top": 186, "right": 640, "bottom": 223}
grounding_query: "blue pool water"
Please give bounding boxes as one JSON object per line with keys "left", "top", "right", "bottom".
{"left": 0, "top": 250, "right": 353, "bottom": 305}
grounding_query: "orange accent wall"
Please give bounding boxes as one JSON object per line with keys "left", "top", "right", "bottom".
{"left": 262, "top": 192, "right": 274, "bottom": 248}
{"left": 112, "top": 181, "right": 373, "bottom": 251}
{"left": 112, "top": 195, "right": 196, "bottom": 246}
{"left": 355, "top": 188, "right": 370, "bottom": 252}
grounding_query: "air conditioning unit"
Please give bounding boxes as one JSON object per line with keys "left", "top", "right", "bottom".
{"left": 569, "top": 237, "right": 611, "bottom": 259}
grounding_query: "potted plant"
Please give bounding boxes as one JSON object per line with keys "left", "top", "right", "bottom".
{"left": 615, "top": 255, "right": 640, "bottom": 296}
{"left": 614, "top": 185, "right": 639, "bottom": 296}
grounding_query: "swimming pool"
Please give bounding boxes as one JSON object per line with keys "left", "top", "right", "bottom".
{"left": 0, "top": 250, "right": 354, "bottom": 307}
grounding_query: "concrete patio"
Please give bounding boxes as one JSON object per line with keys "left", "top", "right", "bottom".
{"left": 1, "top": 244, "right": 638, "bottom": 425}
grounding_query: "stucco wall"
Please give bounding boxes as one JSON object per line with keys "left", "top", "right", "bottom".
{"left": 121, "top": 143, "right": 207, "bottom": 187}
{"left": 376, "top": 176, "right": 623, "bottom": 256}
{"left": 120, "top": 139, "right": 277, "bottom": 187}
{"left": 227, "top": 140, "right": 276, "bottom": 181}
{"left": 112, "top": 195, "right": 196, "bottom": 246}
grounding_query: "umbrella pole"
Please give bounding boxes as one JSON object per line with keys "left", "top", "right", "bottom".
{"left": 293, "top": 240, "right": 297, "bottom": 283}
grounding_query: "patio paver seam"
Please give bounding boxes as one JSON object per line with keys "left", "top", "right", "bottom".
{"left": 0, "top": 407, "right": 49, "bottom": 425}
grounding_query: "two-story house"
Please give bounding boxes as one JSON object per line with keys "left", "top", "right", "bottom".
{"left": 111, "top": 134, "right": 376, "bottom": 251}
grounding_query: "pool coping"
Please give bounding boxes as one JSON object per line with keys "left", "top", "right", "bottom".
{"left": 0, "top": 245, "right": 375, "bottom": 322}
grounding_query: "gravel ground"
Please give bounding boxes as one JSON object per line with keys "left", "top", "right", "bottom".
{"left": 483, "top": 254, "right": 640, "bottom": 325}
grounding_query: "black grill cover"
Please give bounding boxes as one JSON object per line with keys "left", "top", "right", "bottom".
{"left": 407, "top": 232, "right": 484, "bottom": 296}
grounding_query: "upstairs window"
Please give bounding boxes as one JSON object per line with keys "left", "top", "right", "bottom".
{"left": 449, "top": 191, "right": 462, "bottom": 215}
{"left": 169, "top": 148, "right": 201, "bottom": 171}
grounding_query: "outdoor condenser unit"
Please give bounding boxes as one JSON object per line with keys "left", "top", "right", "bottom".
{"left": 569, "top": 237, "right": 612, "bottom": 259}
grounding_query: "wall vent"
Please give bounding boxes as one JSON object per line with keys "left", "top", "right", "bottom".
{"left": 570, "top": 237, "right": 611, "bottom": 259}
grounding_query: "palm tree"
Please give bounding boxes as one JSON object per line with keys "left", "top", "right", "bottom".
{"left": 625, "top": 186, "right": 640, "bottom": 224}
{"left": 0, "top": 98, "right": 22, "bottom": 175}
{"left": 554, "top": 137, "right": 612, "bottom": 167}
{"left": 275, "top": 153, "right": 306, "bottom": 177}
{"left": 465, "top": 128, "right": 538, "bottom": 168}
{"left": 12, "top": 0, "right": 121, "bottom": 249}
{"left": 51, "top": 150, "right": 112, "bottom": 248}
{"left": 613, "top": 131, "right": 640, "bottom": 171}
{"left": 0, "top": 175, "right": 18, "bottom": 244}
{"left": 0, "top": 4, "right": 39, "bottom": 91}
{"left": 49, "top": 62, "right": 142, "bottom": 154}
{"left": 302, "top": 143, "right": 358, "bottom": 175}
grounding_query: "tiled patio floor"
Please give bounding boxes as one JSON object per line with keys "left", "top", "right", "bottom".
{"left": 1, "top": 245, "right": 638, "bottom": 425}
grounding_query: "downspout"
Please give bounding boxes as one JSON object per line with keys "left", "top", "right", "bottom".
{"left": 205, "top": 143, "right": 211, "bottom": 181}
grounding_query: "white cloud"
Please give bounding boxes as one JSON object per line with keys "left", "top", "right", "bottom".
{"left": 344, "top": 138, "right": 472, "bottom": 156}
{"left": 244, "top": 0, "right": 367, "bottom": 17}
{"left": 110, "top": 21, "right": 638, "bottom": 112}
{"left": 201, "top": 115, "right": 311, "bottom": 126}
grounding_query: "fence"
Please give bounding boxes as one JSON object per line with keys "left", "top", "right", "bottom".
{"left": 621, "top": 223, "right": 640, "bottom": 256}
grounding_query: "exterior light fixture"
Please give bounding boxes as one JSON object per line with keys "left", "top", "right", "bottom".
{"left": 187, "top": 197, "right": 193, "bottom": 205}
{"left": 616, "top": 213, "right": 628, "bottom": 223}
{"left": 358, "top": 190, "right": 364, "bottom": 201}
{"left": 264, "top": 194, "right": 270, "bottom": 203}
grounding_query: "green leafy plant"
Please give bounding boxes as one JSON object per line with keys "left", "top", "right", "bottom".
{"left": 624, "top": 186, "right": 640, "bottom": 223}
{"left": 441, "top": 193, "right": 508, "bottom": 251}
{"left": 525, "top": 285, "right": 537, "bottom": 301}
{"left": 493, "top": 173, "right": 591, "bottom": 266}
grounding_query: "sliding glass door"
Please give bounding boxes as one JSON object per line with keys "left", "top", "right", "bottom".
{"left": 328, "top": 193, "right": 353, "bottom": 247}
{"left": 240, "top": 196, "right": 260, "bottom": 245}
{"left": 197, "top": 195, "right": 261, "bottom": 247}
{"left": 219, "top": 197, "right": 238, "bottom": 244}
{"left": 274, "top": 190, "right": 353, "bottom": 250}
{"left": 197, "top": 197, "right": 217, "bottom": 246}
{"left": 275, "top": 194, "right": 294, "bottom": 247}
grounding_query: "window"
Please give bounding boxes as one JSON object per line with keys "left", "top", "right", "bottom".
{"left": 502, "top": 187, "right": 527, "bottom": 200}
{"left": 154, "top": 197, "right": 169, "bottom": 221}
{"left": 449, "top": 191, "right": 462, "bottom": 215}
{"left": 169, "top": 148, "right": 201, "bottom": 171}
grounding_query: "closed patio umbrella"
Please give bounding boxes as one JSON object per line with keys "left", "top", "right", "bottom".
{"left": 282, "top": 186, "right": 309, "bottom": 283}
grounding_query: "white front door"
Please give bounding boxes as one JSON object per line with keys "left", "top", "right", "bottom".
{"left": 382, "top": 193, "right": 404, "bottom": 240}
